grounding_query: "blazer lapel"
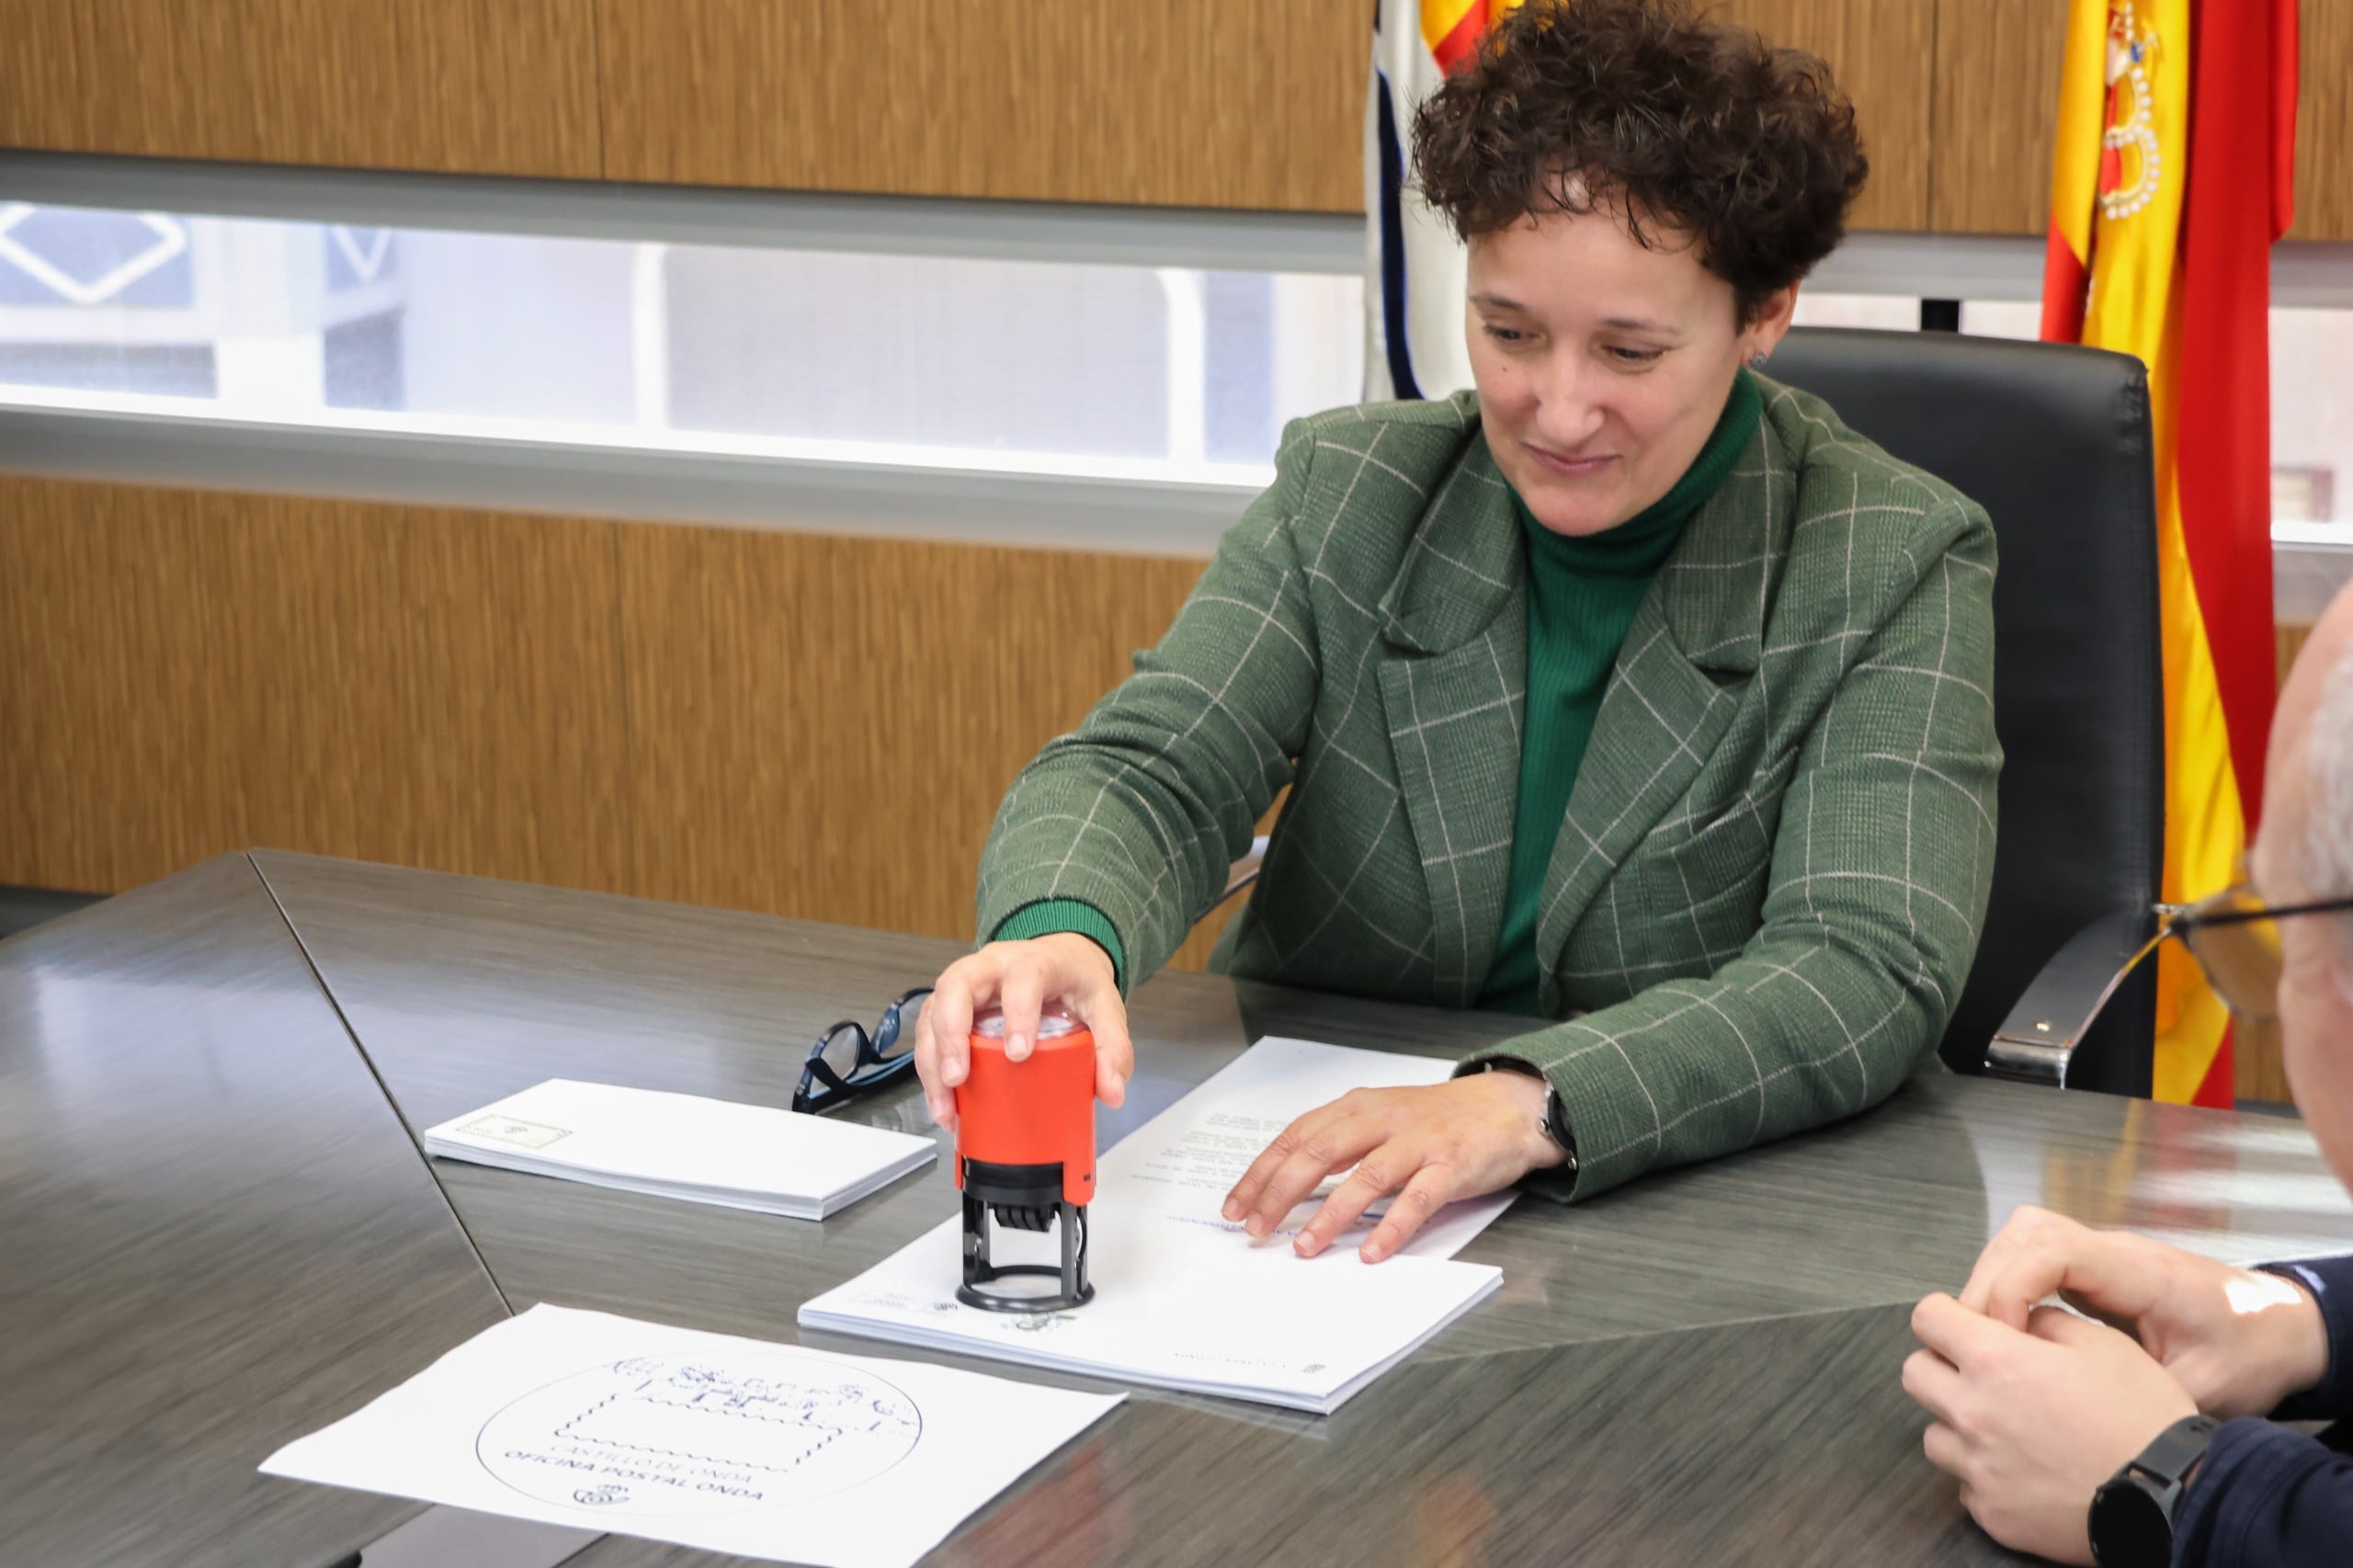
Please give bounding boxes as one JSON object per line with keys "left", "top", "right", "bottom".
{"left": 1375, "top": 436, "right": 1527, "bottom": 1007}
{"left": 1532, "top": 410, "right": 1797, "bottom": 1007}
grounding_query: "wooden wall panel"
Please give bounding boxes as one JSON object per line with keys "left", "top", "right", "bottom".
{"left": 611, "top": 525, "right": 1211, "bottom": 949}
{"left": 595, "top": 0, "right": 1367, "bottom": 210}
{"left": 2279, "top": 619, "right": 2313, "bottom": 687}
{"left": 0, "top": 0, "right": 2336, "bottom": 239}
{"left": 1732, "top": 0, "right": 1937, "bottom": 232}
{"left": 0, "top": 478, "right": 631, "bottom": 896}
{"left": 0, "top": 0, "right": 603, "bottom": 178}
{"left": 1928, "top": 0, "right": 2069, "bottom": 234}
{"left": 2291, "top": 0, "right": 2353, "bottom": 240}
{"left": 598, "top": 0, "right": 1931, "bottom": 222}
{"left": 2238, "top": 1018, "right": 2294, "bottom": 1103}
{"left": 0, "top": 479, "right": 1246, "bottom": 971}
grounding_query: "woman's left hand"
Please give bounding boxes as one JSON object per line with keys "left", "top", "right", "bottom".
{"left": 1220, "top": 1074, "right": 1567, "bottom": 1263}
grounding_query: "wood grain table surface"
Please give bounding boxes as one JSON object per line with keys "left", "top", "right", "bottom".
{"left": 10, "top": 848, "right": 2353, "bottom": 1567}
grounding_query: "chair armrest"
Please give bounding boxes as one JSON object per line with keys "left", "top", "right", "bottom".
{"left": 1983, "top": 907, "right": 2159, "bottom": 1087}
{"left": 1211, "top": 835, "right": 1270, "bottom": 911}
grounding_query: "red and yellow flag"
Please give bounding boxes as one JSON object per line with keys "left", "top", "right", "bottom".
{"left": 1421, "top": 0, "right": 1518, "bottom": 73}
{"left": 2040, "top": 0, "right": 2298, "bottom": 1106}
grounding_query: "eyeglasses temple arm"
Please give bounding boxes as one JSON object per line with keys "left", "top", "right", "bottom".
{"left": 1984, "top": 907, "right": 2165, "bottom": 1089}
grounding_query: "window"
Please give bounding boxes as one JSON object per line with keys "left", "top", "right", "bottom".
{"left": 0, "top": 200, "right": 1364, "bottom": 486}
{"left": 1790, "top": 292, "right": 1921, "bottom": 333}
{"left": 2270, "top": 307, "right": 2353, "bottom": 539}
{"left": 1, "top": 184, "right": 2347, "bottom": 574}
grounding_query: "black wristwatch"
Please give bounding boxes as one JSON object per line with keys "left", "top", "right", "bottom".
{"left": 2088, "top": 1414, "right": 2222, "bottom": 1566}
{"left": 1538, "top": 1085, "right": 1578, "bottom": 1173}
{"left": 1478, "top": 1060, "right": 1579, "bottom": 1176}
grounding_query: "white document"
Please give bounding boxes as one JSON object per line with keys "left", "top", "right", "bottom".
{"left": 800, "top": 1213, "right": 1501, "bottom": 1415}
{"left": 423, "top": 1079, "right": 935, "bottom": 1221}
{"left": 261, "top": 1304, "right": 1120, "bottom": 1568}
{"left": 800, "top": 1038, "right": 1518, "bottom": 1414}
{"left": 1097, "top": 1037, "right": 1517, "bottom": 1259}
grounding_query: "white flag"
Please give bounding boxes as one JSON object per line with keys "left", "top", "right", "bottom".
{"left": 1365, "top": 1, "right": 1517, "bottom": 401}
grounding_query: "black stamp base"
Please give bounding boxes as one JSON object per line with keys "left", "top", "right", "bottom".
{"left": 960, "top": 1168, "right": 1092, "bottom": 1313}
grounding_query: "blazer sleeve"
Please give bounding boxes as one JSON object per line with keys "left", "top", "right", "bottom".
{"left": 973, "top": 424, "right": 1323, "bottom": 988}
{"left": 1466, "top": 496, "right": 2001, "bottom": 1200}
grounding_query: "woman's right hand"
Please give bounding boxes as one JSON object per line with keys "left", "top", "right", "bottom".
{"left": 1957, "top": 1205, "right": 2330, "bottom": 1418}
{"left": 912, "top": 934, "right": 1132, "bottom": 1133}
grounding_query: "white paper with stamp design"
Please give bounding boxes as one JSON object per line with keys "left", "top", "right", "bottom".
{"left": 261, "top": 1303, "right": 1120, "bottom": 1568}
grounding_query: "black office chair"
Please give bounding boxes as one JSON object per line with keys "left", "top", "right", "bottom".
{"left": 1214, "top": 328, "right": 2165, "bottom": 1094}
{"left": 1770, "top": 327, "right": 2165, "bottom": 1096}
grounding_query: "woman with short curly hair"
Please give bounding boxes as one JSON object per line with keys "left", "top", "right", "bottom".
{"left": 915, "top": 0, "right": 2000, "bottom": 1256}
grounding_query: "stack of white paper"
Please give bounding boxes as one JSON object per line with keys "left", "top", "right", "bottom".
{"left": 799, "top": 1038, "right": 1513, "bottom": 1414}
{"left": 262, "top": 1304, "right": 1122, "bottom": 1568}
{"left": 423, "top": 1078, "right": 936, "bottom": 1221}
{"left": 800, "top": 1213, "right": 1498, "bottom": 1415}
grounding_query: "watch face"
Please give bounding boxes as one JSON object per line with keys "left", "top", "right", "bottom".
{"left": 2089, "top": 1478, "right": 2171, "bottom": 1567}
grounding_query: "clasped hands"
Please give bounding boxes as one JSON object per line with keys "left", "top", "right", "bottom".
{"left": 1904, "top": 1204, "right": 2328, "bottom": 1564}
{"left": 912, "top": 934, "right": 1564, "bottom": 1263}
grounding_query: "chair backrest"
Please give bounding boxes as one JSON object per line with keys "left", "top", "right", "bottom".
{"left": 1768, "top": 327, "right": 2164, "bottom": 1095}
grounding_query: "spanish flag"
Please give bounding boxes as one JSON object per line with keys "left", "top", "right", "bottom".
{"left": 1366, "top": 1, "right": 1522, "bottom": 401}
{"left": 2040, "top": 0, "right": 2298, "bottom": 1106}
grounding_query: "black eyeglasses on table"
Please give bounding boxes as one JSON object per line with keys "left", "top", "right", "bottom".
{"left": 792, "top": 987, "right": 933, "bottom": 1114}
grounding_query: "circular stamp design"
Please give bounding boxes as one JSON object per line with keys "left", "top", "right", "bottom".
{"left": 476, "top": 1351, "right": 922, "bottom": 1517}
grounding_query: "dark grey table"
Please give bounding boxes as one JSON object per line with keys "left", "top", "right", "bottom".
{"left": 8, "top": 851, "right": 2353, "bottom": 1567}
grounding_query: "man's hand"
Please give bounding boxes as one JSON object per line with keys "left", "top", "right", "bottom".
{"left": 1219, "top": 1073, "right": 1566, "bottom": 1264}
{"left": 913, "top": 935, "right": 1132, "bottom": 1133}
{"left": 1904, "top": 1292, "right": 2199, "bottom": 1565}
{"left": 1959, "top": 1205, "right": 2327, "bottom": 1418}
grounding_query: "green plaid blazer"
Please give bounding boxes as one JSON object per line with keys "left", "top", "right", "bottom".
{"left": 977, "top": 381, "right": 2000, "bottom": 1199}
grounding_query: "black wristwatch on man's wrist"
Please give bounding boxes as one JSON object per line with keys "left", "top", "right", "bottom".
{"left": 2087, "top": 1413, "right": 2222, "bottom": 1566}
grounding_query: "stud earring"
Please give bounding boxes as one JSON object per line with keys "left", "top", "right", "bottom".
{"left": 1748, "top": 352, "right": 1769, "bottom": 369}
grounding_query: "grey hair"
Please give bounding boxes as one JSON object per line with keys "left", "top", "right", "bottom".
{"left": 2302, "top": 636, "right": 2353, "bottom": 958}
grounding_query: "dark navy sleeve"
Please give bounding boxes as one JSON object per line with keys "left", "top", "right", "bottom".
{"left": 2259, "top": 1256, "right": 2353, "bottom": 1423}
{"left": 2170, "top": 1419, "right": 2353, "bottom": 1567}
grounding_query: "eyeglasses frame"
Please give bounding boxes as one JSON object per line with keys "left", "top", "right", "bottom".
{"left": 2144, "top": 886, "right": 2353, "bottom": 1017}
{"left": 1985, "top": 885, "right": 2353, "bottom": 1089}
{"left": 791, "top": 986, "right": 934, "bottom": 1115}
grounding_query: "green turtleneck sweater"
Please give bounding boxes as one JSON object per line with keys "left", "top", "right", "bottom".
{"left": 1478, "top": 370, "right": 1763, "bottom": 1016}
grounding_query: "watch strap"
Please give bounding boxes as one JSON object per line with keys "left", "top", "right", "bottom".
{"left": 1473, "top": 1058, "right": 1578, "bottom": 1173}
{"left": 1540, "top": 1085, "right": 1579, "bottom": 1173}
{"left": 2088, "top": 1414, "right": 2222, "bottom": 1567}
{"left": 2128, "top": 1413, "right": 2222, "bottom": 1488}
